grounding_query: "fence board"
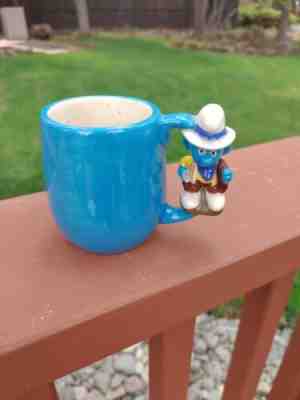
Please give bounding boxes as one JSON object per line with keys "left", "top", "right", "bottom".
{"left": 20, "top": 384, "right": 58, "bottom": 400}
{"left": 268, "top": 318, "right": 300, "bottom": 400}
{"left": 222, "top": 273, "right": 295, "bottom": 400}
{"left": 149, "top": 319, "right": 195, "bottom": 400}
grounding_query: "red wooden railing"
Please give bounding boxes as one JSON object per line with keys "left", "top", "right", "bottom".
{"left": 0, "top": 138, "right": 300, "bottom": 400}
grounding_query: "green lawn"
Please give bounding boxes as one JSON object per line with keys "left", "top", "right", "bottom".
{"left": 0, "top": 35, "right": 299, "bottom": 321}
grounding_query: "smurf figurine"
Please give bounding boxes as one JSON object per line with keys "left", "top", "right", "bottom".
{"left": 178, "top": 104, "right": 236, "bottom": 215}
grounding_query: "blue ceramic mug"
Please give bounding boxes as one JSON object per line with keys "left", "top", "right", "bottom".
{"left": 41, "top": 96, "right": 197, "bottom": 254}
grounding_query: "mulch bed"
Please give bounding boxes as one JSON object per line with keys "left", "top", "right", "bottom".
{"left": 168, "top": 27, "right": 300, "bottom": 56}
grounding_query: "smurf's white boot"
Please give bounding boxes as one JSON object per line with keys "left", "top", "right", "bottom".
{"left": 180, "top": 190, "right": 201, "bottom": 211}
{"left": 206, "top": 191, "right": 226, "bottom": 213}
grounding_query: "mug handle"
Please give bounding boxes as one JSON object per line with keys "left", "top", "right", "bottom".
{"left": 159, "top": 113, "right": 197, "bottom": 224}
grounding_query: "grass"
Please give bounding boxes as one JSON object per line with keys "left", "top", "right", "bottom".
{"left": 0, "top": 34, "right": 299, "bottom": 322}
{"left": 286, "top": 274, "right": 300, "bottom": 324}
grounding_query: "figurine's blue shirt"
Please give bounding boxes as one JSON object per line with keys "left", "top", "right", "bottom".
{"left": 197, "top": 165, "right": 217, "bottom": 182}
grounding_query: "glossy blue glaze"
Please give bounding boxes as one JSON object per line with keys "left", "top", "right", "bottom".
{"left": 41, "top": 96, "right": 196, "bottom": 254}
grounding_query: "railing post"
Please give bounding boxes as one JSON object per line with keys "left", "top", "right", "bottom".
{"left": 268, "top": 318, "right": 300, "bottom": 400}
{"left": 222, "top": 273, "right": 295, "bottom": 400}
{"left": 19, "top": 383, "right": 58, "bottom": 400}
{"left": 149, "top": 319, "right": 195, "bottom": 400}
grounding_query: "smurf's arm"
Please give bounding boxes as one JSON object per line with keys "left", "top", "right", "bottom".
{"left": 178, "top": 155, "right": 193, "bottom": 182}
{"left": 218, "top": 159, "right": 234, "bottom": 185}
{"left": 221, "top": 166, "right": 233, "bottom": 184}
{"left": 178, "top": 165, "right": 189, "bottom": 182}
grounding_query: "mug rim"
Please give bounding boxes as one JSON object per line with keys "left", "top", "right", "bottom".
{"left": 40, "top": 95, "right": 161, "bottom": 133}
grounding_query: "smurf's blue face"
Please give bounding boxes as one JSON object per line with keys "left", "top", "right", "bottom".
{"left": 191, "top": 147, "right": 223, "bottom": 167}
{"left": 184, "top": 139, "right": 231, "bottom": 168}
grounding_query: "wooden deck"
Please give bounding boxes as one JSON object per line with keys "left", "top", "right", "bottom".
{"left": 0, "top": 138, "right": 300, "bottom": 399}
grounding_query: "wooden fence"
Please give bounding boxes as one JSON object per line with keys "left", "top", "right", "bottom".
{"left": 0, "top": 0, "right": 240, "bottom": 33}
{"left": 20, "top": 0, "right": 194, "bottom": 30}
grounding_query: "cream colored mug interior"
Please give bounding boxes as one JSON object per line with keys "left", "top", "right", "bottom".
{"left": 47, "top": 96, "right": 153, "bottom": 128}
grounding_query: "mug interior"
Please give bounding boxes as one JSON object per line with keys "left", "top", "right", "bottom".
{"left": 47, "top": 96, "right": 153, "bottom": 128}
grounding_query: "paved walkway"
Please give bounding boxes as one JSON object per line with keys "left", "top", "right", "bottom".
{"left": 0, "top": 39, "right": 70, "bottom": 55}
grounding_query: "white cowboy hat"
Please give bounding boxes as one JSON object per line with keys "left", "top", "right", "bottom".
{"left": 182, "top": 104, "right": 236, "bottom": 151}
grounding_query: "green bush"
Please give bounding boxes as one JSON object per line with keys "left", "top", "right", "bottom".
{"left": 239, "top": 4, "right": 297, "bottom": 28}
{"left": 289, "top": 12, "right": 300, "bottom": 24}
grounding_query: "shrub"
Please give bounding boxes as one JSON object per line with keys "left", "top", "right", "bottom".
{"left": 239, "top": 4, "right": 297, "bottom": 28}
